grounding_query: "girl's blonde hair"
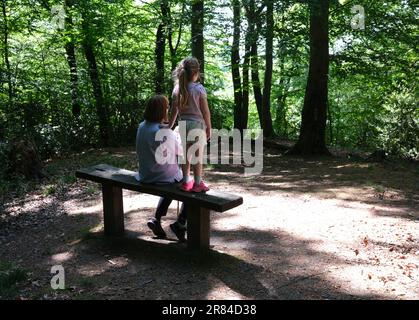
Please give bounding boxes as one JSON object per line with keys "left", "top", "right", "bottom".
{"left": 172, "top": 57, "right": 201, "bottom": 110}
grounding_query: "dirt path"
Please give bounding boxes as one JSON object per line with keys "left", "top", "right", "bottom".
{"left": 1, "top": 146, "right": 418, "bottom": 300}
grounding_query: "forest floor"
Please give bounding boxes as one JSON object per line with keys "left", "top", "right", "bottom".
{"left": 0, "top": 142, "right": 418, "bottom": 300}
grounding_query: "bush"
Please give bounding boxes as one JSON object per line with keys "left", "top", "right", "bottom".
{"left": 379, "top": 89, "right": 419, "bottom": 160}
{"left": 207, "top": 95, "right": 234, "bottom": 129}
{"left": 0, "top": 141, "right": 10, "bottom": 181}
{"left": 32, "top": 112, "right": 99, "bottom": 159}
{"left": 109, "top": 99, "right": 145, "bottom": 146}
{"left": 0, "top": 261, "right": 27, "bottom": 298}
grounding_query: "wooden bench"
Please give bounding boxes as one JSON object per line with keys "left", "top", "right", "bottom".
{"left": 75, "top": 164, "right": 243, "bottom": 251}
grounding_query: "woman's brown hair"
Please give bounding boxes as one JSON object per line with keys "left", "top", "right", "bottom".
{"left": 143, "top": 95, "right": 169, "bottom": 123}
{"left": 172, "top": 57, "right": 201, "bottom": 111}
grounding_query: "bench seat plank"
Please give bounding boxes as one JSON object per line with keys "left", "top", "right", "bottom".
{"left": 76, "top": 164, "right": 243, "bottom": 212}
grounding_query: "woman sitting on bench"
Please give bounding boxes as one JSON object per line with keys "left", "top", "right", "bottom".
{"left": 135, "top": 95, "right": 187, "bottom": 242}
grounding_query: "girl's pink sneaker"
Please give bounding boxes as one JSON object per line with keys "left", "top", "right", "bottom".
{"left": 191, "top": 181, "right": 210, "bottom": 193}
{"left": 180, "top": 179, "right": 194, "bottom": 192}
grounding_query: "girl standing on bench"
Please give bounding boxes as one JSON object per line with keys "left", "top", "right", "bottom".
{"left": 168, "top": 57, "right": 212, "bottom": 193}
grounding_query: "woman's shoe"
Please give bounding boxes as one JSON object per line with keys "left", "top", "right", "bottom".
{"left": 170, "top": 222, "right": 186, "bottom": 242}
{"left": 147, "top": 218, "right": 166, "bottom": 238}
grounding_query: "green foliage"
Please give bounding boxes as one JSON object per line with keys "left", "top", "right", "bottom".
{"left": 207, "top": 95, "right": 234, "bottom": 129}
{"left": 0, "top": 0, "right": 416, "bottom": 166}
{"left": 43, "top": 184, "right": 56, "bottom": 196}
{"left": 379, "top": 89, "right": 419, "bottom": 160}
{"left": 0, "top": 142, "right": 10, "bottom": 181}
{"left": 0, "top": 261, "right": 27, "bottom": 299}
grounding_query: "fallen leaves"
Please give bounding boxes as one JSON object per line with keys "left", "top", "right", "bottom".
{"left": 402, "top": 263, "right": 417, "bottom": 279}
{"left": 402, "top": 247, "right": 413, "bottom": 254}
{"left": 369, "top": 255, "right": 380, "bottom": 265}
{"left": 362, "top": 237, "right": 369, "bottom": 247}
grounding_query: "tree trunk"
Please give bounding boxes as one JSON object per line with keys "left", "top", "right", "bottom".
{"left": 275, "top": 92, "right": 288, "bottom": 137}
{"left": 168, "top": 2, "right": 185, "bottom": 97}
{"left": 250, "top": 42, "right": 263, "bottom": 129}
{"left": 64, "top": 40, "right": 80, "bottom": 117}
{"left": 242, "top": 2, "right": 251, "bottom": 131}
{"left": 2, "top": 0, "right": 12, "bottom": 108}
{"left": 275, "top": 49, "right": 291, "bottom": 137}
{"left": 261, "top": 0, "right": 274, "bottom": 137}
{"left": 290, "top": 1, "right": 330, "bottom": 155}
{"left": 327, "top": 99, "right": 333, "bottom": 145}
{"left": 82, "top": 19, "right": 110, "bottom": 146}
{"left": 231, "top": 0, "right": 242, "bottom": 131}
{"left": 242, "top": 42, "right": 250, "bottom": 130}
{"left": 64, "top": 0, "right": 80, "bottom": 117}
{"left": 155, "top": 0, "right": 169, "bottom": 94}
{"left": 39, "top": 0, "right": 81, "bottom": 117}
{"left": 191, "top": 0, "right": 204, "bottom": 83}
{"left": 155, "top": 23, "right": 166, "bottom": 94}
{"left": 246, "top": 0, "right": 263, "bottom": 129}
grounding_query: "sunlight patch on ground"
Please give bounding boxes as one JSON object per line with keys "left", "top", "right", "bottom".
{"left": 332, "top": 163, "right": 370, "bottom": 169}
{"left": 77, "top": 256, "right": 130, "bottom": 279}
{"left": 51, "top": 251, "right": 73, "bottom": 263}
{"left": 205, "top": 280, "right": 249, "bottom": 300}
{"left": 209, "top": 170, "right": 244, "bottom": 178}
{"left": 325, "top": 265, "right": 407, "bottom": 299}
{"left": 4, "top": 194, "right": 54, "bottom": 217}
{"left": 209, "top": 189, "right": 418, "bottom": 299}
{"left": 70, "top": 203, "right": 102, "bottom": 215}
{"left": 78, "top": 264, "right": 109, "bottom": 277}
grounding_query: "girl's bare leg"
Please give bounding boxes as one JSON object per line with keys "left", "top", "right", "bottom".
{"left": 182, "top": 144, "right": 192, "bottom": 182}
{"left": 192, "top": 144, "right": 204, "bottom": 184}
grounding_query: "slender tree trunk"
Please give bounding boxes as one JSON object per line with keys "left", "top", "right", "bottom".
{"left": 261, "top": 0, "right": 274, "bottom": 137}
{"left": 40, "top": 50, "right": 55, "bottom": 125}
{"left": 155, "top": 23, "right": 166, "bottom": 94}
{"left": 168, "top": 2, "right": 185, "bottom": 97}
{"left": 242, "top": 0, "right": 251, "bottom": 131}
{"left": 64, "top": 40, "right": 80, "bottom": 116}
{"left": 117, "top": 41, "right": 125, "bottom": 105}
{"left": 82, "top": 18, "right": 110, "bottom": 146}
{"left": 168, "top": 3, "right": 184, "bottom": 71}
{"left": 2, "top": 0, "right": 12, "bottom": 107}
{"left": 155, "top": 0, "right": 169, "bottom": 94}
{"left": 275, "top": 92, "right": 288, "bottom": 137}
{"left": 327, "top": 99, "right": 333, "bottom": 145}
{"left": 64, "top": 0, "right": 80, "bottom": 117}
{"left": 250, "top": 42, "right": 263, "bottom": 128}
{"left": 290, "top": 1, "right": 330, "bottom": 155}
{"left": 335, "top": 96, "right": 340, "bottom": 145}
{"left": 40, "top": 0, "right": 81, "bottom": 117}
{"left": 275, "top": 54, "right": 288, "bottom": 136}
{"left": 191, "top": 0, "right": 204, "bottom": 83}
{"left": 231, "top": 0, "right": 242, "bottom": 131}
{"left": 246, "top": 1, "right": 263, "bottom": 129}
{"left": 242, "top": 42, "right": 250, "bottom": 130}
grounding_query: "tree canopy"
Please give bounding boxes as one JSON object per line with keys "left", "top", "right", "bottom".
{"left": 0, "top": 0, "right": 417, "bottom": 170}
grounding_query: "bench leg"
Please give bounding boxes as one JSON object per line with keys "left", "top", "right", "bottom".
{"left": 187, "top": 205, "right": 210, "bottom": 250}
{"left": 102, "top": 184, "right": 124, "bottom": 236}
